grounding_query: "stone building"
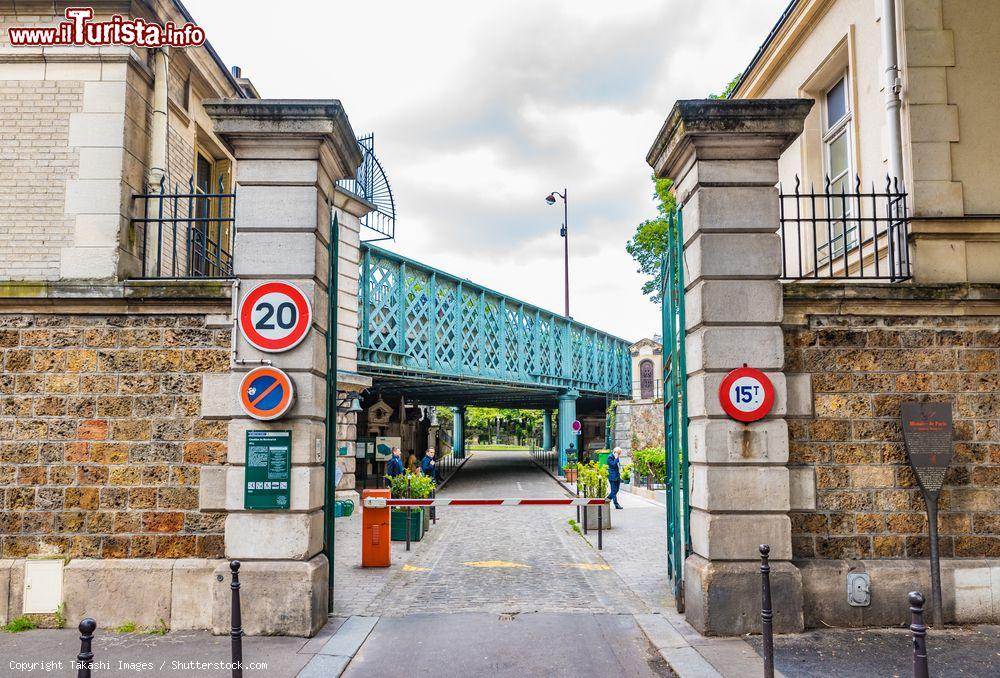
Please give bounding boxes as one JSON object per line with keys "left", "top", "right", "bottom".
{"left": 612, "top": 337, "right": 665, "bottom": 454}
{"left": 0, "top": 1, "right": 367, "bottom": 635}
{"left": 646, "top": 0, "right": 999, "bottom": 635}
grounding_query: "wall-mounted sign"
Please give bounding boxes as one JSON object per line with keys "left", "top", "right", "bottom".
{"left": 572, "top": 420, "right": 582, "bottom": 435}
{"left": 238, "top": 280, "right": 313, "bottom": 353}
{"left": 374, "top": 436, "right": 401, "bottom": 461}
{"left": 244, "top": 430, "right": 291, "bottom": 510}
{"left": 901, "top": 401, "right": 954, "bottom": 495}
{"left": 239, "top": 366, "right": 295, "bottom": 421}
{"left": 718, "top": 367, "right": 775, "bottom": 423}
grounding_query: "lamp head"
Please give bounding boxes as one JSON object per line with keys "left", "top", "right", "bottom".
{"left": 545, "top": 193, "right": 557, "bottom": 205}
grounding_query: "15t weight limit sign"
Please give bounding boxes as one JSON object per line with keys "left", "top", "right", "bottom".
{"left": 239, "top": 281, "right": 313, "bottom": 353}
{"left": 719, "top": 366, "right": 775, "bottom": 423}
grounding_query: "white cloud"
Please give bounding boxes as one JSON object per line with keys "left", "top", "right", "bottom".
{"left": 185, "top": 0, "right": 789, "bottom": 339}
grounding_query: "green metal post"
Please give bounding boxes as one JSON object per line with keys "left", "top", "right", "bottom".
{"left": 542, "top": 409, "right": 553, "bottom": 450}
{"left": 324, "top": 212, "right": 339, "bottom": 611}
{"left": 557, "top": 389, "right": 578, "bottom": 471}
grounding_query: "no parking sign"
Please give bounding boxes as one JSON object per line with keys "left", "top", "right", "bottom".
{"left": 240, "top": 366, "right": 295, "bottom": 421}
{"left": 239, "top": 281, "right": 312, "bottom": 353}
{"left": 718, "top": 367, "right": 775, "bottom": 423}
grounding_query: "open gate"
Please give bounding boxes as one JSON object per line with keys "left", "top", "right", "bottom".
{"left": 661, "top": 209, "right": 690, "bottom": 611}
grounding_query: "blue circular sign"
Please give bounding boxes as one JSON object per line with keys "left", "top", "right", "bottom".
{"left": 239, "top": 366, "right": 295, "bottom": 421}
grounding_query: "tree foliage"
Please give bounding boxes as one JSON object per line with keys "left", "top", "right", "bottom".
{"left": 709, "top": 73, "right": 742, "bottom": 100}
{"left": 624, "top": 176, "right": 677, "bottom": 304}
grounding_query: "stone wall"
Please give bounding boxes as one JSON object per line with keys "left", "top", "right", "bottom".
{"left": 612, "top": 401, "right": 663, "bottom": 454}
{"left": 0, "top": 312, "right": 230, "bottom": 560}
{"left": 785, "top": 308, "right": 1000, "bottom": 561}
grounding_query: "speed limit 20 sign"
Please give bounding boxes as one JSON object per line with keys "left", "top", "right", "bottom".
{"left": 718, "top": 367, "right": 775, "bottom": 423}
{"left": 239, "top": 281, "right": 312, "bottom": 353}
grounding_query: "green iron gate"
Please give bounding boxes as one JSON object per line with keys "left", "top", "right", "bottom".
{"left": 661, "top": 208, "right": 690, "bottom": 611}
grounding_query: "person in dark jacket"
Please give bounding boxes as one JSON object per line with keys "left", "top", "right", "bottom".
{"left": 385, "top": 447, "right": 404, "bottom": 479}
{"left": 420, "top": 448, "right": 438, "bottom": 483}
{"left": 606, "top": 447, "right": 623, "bottom": 509}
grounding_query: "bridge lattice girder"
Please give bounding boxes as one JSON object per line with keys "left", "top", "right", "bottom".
{"left": 357, "top": 244, "right": 632, "bottom": 407}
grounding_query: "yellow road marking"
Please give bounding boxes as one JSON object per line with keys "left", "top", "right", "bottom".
{"left": 462, "top": 561, "right": 529, "bottom": 569}
{"left": 568, "top": 563, "right": 611, "bottom": 571}
{"left": 402, "top": 564, "right": 430, "bottom": 572}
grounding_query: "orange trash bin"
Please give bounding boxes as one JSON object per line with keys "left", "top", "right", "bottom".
{"left": 361, "top": 488, "right": 391, "bottom": 567}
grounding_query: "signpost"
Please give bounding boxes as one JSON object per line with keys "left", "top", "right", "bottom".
{"left": 901, "top": 401, "right": 954, "bottom": 627}
{"left": 718, "top": 366, "right": 775, "bottom": 423}
{"left": 239, "top": 366, "right": 295, "bottom": 421}
{"left": 572, "top": 419, "right": 582, "bottom": 435}
{"left": 238, "top": 280, "right": 313, "bottom": 353}
{"left": 244, "top": 430, "right": 292, "bottom": 510}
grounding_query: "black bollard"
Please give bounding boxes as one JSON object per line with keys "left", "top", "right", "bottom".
{"left": 597, "top": 502, "right": 603, "bottom": 551}
{"left": 405, "top": 476, "right": 412, "bottom": 552}
{"left": 230, "top": 560, "right": 244, "bottom": 678}
{"left": 760, "top": 544, "right": 774, "bottom": 678}
{"left": 76, "top": 618, "right": 96, "bottom": 678}
{"left": 909, "top": 591, "right": 929, "bottom": 678}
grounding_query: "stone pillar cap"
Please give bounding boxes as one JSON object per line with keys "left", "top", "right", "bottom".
{"left": 203, "top": 99, "right": 363, "bottom": 176}
{"left": 647, "top": 98, "right": 813, "bottom": 181}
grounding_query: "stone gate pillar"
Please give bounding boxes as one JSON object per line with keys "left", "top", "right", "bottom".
{"left": 647, "top": 99, "right": 812, "bottom": 636}
{"left": 200, "top": 100, "right": 364, "bottom": 636}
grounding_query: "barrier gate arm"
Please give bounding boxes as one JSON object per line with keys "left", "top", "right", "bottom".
{"left": 362, "top": 497, "right": 609, "bottom": 508}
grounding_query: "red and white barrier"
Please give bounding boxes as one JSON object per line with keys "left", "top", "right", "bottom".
{"left": 362, "top": 497, "right": 608, "bottom": 508}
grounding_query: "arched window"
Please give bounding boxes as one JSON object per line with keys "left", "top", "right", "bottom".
{"left": 639, "top": 359, "right": 655, "bottom": 399}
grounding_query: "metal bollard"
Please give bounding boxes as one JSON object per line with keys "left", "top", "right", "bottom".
{"left": 76, "top": 618, "right": 96, "bottom": 678}
{"left": 431, "top": 488, "right": 437, "bottom": 525}
{"left": 405, "top": 476, "right": 412, "bottom": 552}
{"left": 909, "top": 591, "right": 929, "bottom": 678}
{"left": 597, "top": 503, "right": 603, "bottom": 550}
{"left": 230, "top": 560, "right": 244, "bottom": 678}
{"left": 759, "top": 544, "right": 774, "bottom": 678}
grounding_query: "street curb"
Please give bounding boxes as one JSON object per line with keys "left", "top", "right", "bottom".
{"left": 297, "top": 615, "right": 379, "bottom": 677}
{"left": 436, "top": 453, "right": 473, "bottom": 492}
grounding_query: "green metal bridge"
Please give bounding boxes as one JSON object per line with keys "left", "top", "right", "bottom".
{"left": 356, "top": 243, "right": 632, "bottom": 410}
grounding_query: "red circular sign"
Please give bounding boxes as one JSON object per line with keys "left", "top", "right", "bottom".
{"left": 238, "top": 281, "right": 312, "bottom": 353}
{"left": 239, "top": 366, "right": 295, "bottom": 421}
{"left": 718, "top": 367, "right": 775, "bottom": 423}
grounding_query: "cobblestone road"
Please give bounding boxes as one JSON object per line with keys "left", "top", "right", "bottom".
{"left": 356, "top": 450, "right": 648, "bottom": 617}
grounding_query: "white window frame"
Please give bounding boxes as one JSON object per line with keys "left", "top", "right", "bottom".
{"left": 820, "top": 71, "right": 857, "bottom": 261}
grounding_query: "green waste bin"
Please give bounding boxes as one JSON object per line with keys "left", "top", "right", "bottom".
{"left": 334, "top": 499, "right": 354, "bottom": 518}
{"left": 596, "top": 450, "right": 610, "bottom": 466}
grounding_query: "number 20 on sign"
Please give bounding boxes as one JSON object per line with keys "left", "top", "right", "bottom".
{"left": 238, "top": 280, "right": 313, "bottom": 353}
{"left": 718, "top": 366, "right": 775, "bottom": 423}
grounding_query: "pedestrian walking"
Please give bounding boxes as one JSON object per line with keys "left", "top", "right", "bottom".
{"left": 607, "top": 447, "right": 624, "bottom": 509}
{"left": 386, "top": 447, "right": 404, "bottom": 479}
{"left": 420, "top": 448, "right": 439, "bottom": 483}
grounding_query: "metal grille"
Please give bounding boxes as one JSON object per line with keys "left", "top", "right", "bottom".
{"left": 779, "top": 175, "right": 910, "bottom": 281}
{"left": 132, "top": 175, "right": 235, "bottom": 278}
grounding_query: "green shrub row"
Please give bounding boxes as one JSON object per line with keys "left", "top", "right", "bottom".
{"left": 630, "top": 447, "right": 666, "bottom": 483}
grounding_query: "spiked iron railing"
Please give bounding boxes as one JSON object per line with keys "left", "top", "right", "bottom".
{"left": 358, "top": 244, "right": 632, "bottom": 398}
{"left": 779, "top": 175, "right": 910, "bottom": 281}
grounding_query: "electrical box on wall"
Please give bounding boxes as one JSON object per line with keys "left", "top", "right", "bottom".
{"left": 847, "top": 572, "right": 871, "bottom": 607}
{"left": 23, "top": 559, "right": 63, "bottom": 614}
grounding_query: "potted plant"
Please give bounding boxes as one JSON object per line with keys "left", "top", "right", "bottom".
{"left": 388, "top": 472, "right": 424, "bottom": 542}
{"left": 409, "top": 472, "right": 436, "bottom": 533}
{"left": 578, "top": 461, "right": 611, "bottom": 529}
{"left": 564, "top": 461, "right": 578, "bottom": 483}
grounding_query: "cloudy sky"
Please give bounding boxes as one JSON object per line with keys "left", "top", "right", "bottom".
{"left": 186, "top": 0, "right": 788, "bottom": 341}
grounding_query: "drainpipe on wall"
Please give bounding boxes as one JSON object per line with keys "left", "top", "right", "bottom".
{"left": 148, "top": 47, "right": 170, "bottom": 188}
{"left": 881, "top": 0, "right": 905, "bottom": 186}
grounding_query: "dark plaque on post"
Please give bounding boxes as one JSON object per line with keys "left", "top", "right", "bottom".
{"left": 244, "top": 430, "right": 292, "bottom": 510}
{"left": 901, "top": 401, "right": 953, "bottom": 627}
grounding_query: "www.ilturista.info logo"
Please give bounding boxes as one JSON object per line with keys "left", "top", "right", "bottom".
{"left": 8, "top": 7, "right": 206, "bottom": 48}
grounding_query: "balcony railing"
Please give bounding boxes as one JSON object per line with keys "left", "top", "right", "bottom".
{"left": 779, "top": 175, "right": 910, "bottom": 281}
{"left": 132, "top": 175, "right": 235, "bottom": 279}
{"left": 633, "top": 378, "right": 662, "bottom": 401}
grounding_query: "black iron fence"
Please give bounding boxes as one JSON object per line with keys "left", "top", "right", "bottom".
{"left": 529, "top": 444, "right": 560, "bottom": 478}
{"left": 778, "top": 176, "right": 911, "bottom": 281}
{"left": 132, "top": 175, "right": 235, "bottom": 279}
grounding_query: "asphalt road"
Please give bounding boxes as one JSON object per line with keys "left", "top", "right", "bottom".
{"left": 343, "top": 612, "right": 673, "bottom": 678}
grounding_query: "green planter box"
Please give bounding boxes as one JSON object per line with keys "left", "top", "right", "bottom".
{"left": 390, "top": 509, "right": 424, "bottom": 541}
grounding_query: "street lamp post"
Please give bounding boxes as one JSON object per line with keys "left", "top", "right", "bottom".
{"left": 545, "top": 189, "right": 569, "bottom": 317}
